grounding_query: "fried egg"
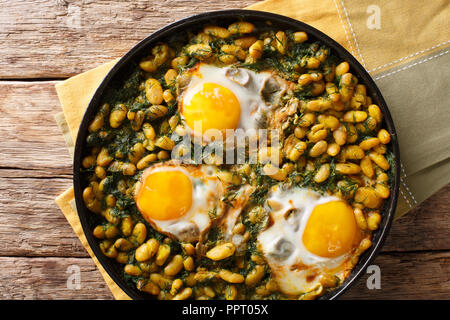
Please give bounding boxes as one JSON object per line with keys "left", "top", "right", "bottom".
{"left": 135, "top": 163, "right": 228, "bottom": 243}
{"left": 257, "top": 185, "right": 362, "bottom": 296}
{"left": 178, "top": 63, "right": 288, "bottom": 140}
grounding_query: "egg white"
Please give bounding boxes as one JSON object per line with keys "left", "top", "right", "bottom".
{"left": 257, "top": 185, "right": 352, "bottom": 295}
{"left": 179, "top": 64, "right": 280, "bottom": 134}
{"left": 137, "top": 164, "right": 225, "bottom": 243}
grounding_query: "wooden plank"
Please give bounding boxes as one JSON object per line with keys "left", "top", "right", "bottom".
{"left": 0, "top": 73, "right": 448, "bottom": 251}
{"left": 0, "top": 0, "right": 261, "bottom": 79}
{"left": 0, "top": 0, "right": 447, "bottom": 302}
{"left": 0, "top": 81, "right": 72, "bottom": 174}
{"left": 0, "top": 257, "right": 113, "bottom": 299}
{"left": 383, "top": 183, "right": 450, "bottom": 252}
{"left": 0, "top": 174, "right": 448, "bottom": 258}
{"left": 344, "top": 251, "right": 450, "bottom": 300}
{"left": 0, "top": 176, "right": 87, "bottom": 258}
{"left": 0, "top": 252, "right": 447, "bottom": 299}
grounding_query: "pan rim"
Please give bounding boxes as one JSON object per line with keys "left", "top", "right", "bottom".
{"left": 73, "top": 9, "right": 400, "bottom": 300}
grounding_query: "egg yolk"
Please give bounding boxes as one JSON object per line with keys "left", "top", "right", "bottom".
{"left": 136, "top": 170, "right": 193, "bottom": 221}
{"left": 182, "top": 82, "right": 241, "bottom": 135}
{"left": 302, "top": 201, "right": 357, "bottom": 258}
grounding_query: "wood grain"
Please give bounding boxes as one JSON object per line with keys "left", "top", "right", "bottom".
{"left": 0, "top": 167, "right": 448, "bottom": 258}
{"left": 0, "top": 0, "right": 448, "bottom": 300}
{"left": 0, "top": 175, "right": 85, "bottom": 257}
{"left": 0, "top": 252, "right": 447, "bottom": 299}
{"left": 0, "top": 257, "right": 113, "bottom": 299}
{"left": 0, "top": 0, "right": 261, "bottom": 79}
{"left": 0, "top": 81, "right": 72, "bottom": 174}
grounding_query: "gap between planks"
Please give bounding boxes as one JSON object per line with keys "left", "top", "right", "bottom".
{"left": 0, "top": 80, "right": 449, "bottom": 258}
{"left": 0, "top": 252, "right": 448, "bottom": 299}
{"left": 0, "top": 0, "right": 262, "bottom": 79}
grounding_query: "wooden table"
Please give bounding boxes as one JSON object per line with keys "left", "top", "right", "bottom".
{"left": 0, "top": 0, "right": 448, "bottom": 300}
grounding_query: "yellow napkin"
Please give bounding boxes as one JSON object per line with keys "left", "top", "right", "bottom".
{"left": 55, "top": 59, "right": 131, "bottom": 300}
{"left": 55, "top": 188, "right": 131, "bottom": 300}
{"left": 55, "top": 0, "right": 450, "bottom": 299}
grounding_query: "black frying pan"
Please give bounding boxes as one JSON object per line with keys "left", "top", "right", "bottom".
{"left": 73, "top": 9, "right": 400, "bottom": 300}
